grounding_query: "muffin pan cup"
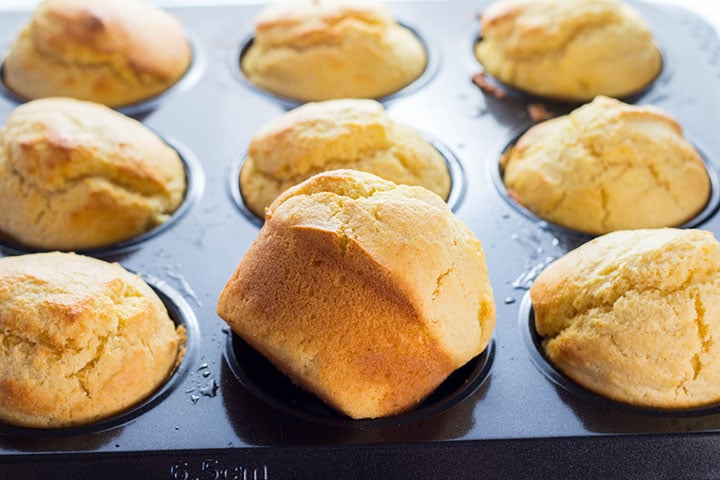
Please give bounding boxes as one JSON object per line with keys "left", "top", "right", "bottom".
{"left": 3, "top": 1, "right": 720, "bottom": 478}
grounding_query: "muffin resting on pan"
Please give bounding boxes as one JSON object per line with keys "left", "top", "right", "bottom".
{"left": 0, "top": 97, "right": 186, "bottom": 250}
{"left": 241, "top": 0, "right": 427, "bottom": 101}
{"left": 501, "top": 96, "right": 709, "bottom": 235}
{"left": 0, "top": 252, "right": 184, "bottom": 428}
{"left": 532, "top": 228, "right": 720, "bottom": 409}
{"left": 2, "top": 0, "right": 191, "bottom": 107}
{"left": 218, "top": 170, "right": 496, "bottom": 419}
{"left": 475, "top": 0, "right": 662, "bottom": 101}
{"left": 240, "top": 99, "right": 451, "bottom": 218}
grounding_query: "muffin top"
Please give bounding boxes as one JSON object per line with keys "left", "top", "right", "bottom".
{"left": 240, "top": 99, "right": 451, "bottom": 218}
{"left": 241, "top": 0, "right": 427, "bottom": 101}
{"left": 0, "top": 252, "right": 183, "bottom": 428}
{"left": 0, "top": 97, "right": 186, "bottom": 250}
{"left": 2, "top": 0, "right": 191, "bottom": 107}
{"left": 532, "top": 228, "right": 720, "bottom": 409}
{"left": 501, "top": 96, "right": 709, "bottom": 234}
{"left": 475, "top": 0, "right": 662, "bottom": 101}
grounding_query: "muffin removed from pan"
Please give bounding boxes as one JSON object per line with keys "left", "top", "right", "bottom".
{"left": 0, "top": 97, "right": 186, "bottom": 250}
{"left": 218, "top": 169, "right": 496, "bottom": 419}
{"left": 2, "top": 0, "right": 191, "bottom": 107}
{"left": 501, "top": 96, "right": 710, "bottom": 235}
{"left": 532, "top": 228, "right": 720, "bottom": 409}
{"left": 475, "top": 0, "right": 662, "bottom": 101}
{"left": 241, "top": 0, "right": 427, "bottom": 101}
{"left": 240, "top": 99, "right": 451, "bottom": 218}
{"left": 0, "top": 252, "right": 184, "bottom": 428}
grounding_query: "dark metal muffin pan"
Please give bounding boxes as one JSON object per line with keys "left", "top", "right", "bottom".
{"left": 2, "top": 1, "right": 720, "bottom": 478}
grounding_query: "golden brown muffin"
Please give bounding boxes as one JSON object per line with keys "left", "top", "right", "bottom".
{"left": 218, "top": 169, "right": 495, "bottom": 419}
{"left": 532, "top": 228, "right": 720, "bottom": 409}
{"left": 0, "top": 97, "right": 186, "bottom": 250}
{"left": 241, "top": 0, "right": 427, "bottom": 102}
{"left": 501, "top": 96, "right": 709, "bottom": 234}
{"left": 2, "top": 0, "right": 191, "bottom": 107}
{"left": 475, "top": 0, "right": 662, "bottom": 101}
{"left": 0, "top": 252, "right": 184, "bottom": 428}
{"left": 240, "top": 99, "right": 451, "bottom": 218}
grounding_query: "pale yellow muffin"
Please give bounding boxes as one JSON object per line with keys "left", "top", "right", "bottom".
{"left": 501, "top": 96, "right": 709, "bottom": 234}
{"left": 218, "top": 170, "right": 496, "bottom": 419}
{"left": 3, "top": 0, "right": 191, "bottom": 107}
{"left": 241, "top": 0, "right": 427, "bottom": 101}
{"left": 532, "top": 228, "right": 720, "bottom": 409}
{"left": 0, "top": 97, "right": 186, "bottom": 250}
{"left": 0, "top": 252, "right": 184, "bottom": 428}
{"left": 240, "top": 99, "right": 451, "bottom": 218}
{"left": 475, "top": 0, "right": 662, "bottom": 101}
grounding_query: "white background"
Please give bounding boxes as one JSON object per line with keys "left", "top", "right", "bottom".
{"left": 0, "top": 0, "right": 718, "bottom": 40}
{"left": 0, "top": 0, "right": 718, "bottom": 29}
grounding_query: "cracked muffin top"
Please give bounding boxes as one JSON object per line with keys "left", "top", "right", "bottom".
{"left": 0, "top": 97, "right": 186, "bottom": 250}
{"left": 218, "top": 169, "right": 495, "bottom": 419}
{"left": 532, "top": 228, "right": 720, "bottom": 409}
{"left": 240, "top": 99, "right": 451, "bottom": 219}
{"left": 0, "top": 251, "right": 184, "bottom": 428}
{"left": 241, "top": 0, "right": 426, "bottom": 101}
{"left": 501, "top": 96, "right": 710, "bottom": 235}
{"left": 475, "top": 0, "right": 662, "bottom": 101}
{"left": 2, "top": 0, "right": 191, "bottom": 107}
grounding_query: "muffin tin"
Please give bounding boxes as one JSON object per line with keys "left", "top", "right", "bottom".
{"left": 2, "top": 1, "right": 720, "bottom": 478}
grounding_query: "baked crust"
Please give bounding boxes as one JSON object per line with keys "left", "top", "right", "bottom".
{"left": 532, "top": 228, "right": 720, "bottom": 409}
{"left": 0, "top": 252, "right": 183, "bottom": 428}
{"left": 241, "top": 0, "right": 426, "bottom": 101}
{"left": 3, "top": 0, "right": 191, "bottom": 107}
{"left": 475, "top": 0, "right": 662, "bottom": 101}
{"left": 218, "top": 170, "right": 495, "bottom": 419}
{"left": 501, "top": 96, "right": 709, "bottom": 234}
{"left": 240, "top": 99, "right": 451, "bottom": 218}
{"left": 0, "top": 97, "right": 186, "bottom": 250}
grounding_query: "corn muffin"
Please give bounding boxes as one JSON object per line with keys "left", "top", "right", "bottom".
{"left": 0, "top": 252, "right": 184, "bottom": 428}
{"left": 475, "top": 0, "right": 662, "bottom": 101}
{"left": 532, "top": 228, "right": 720, "bottom": 409}
{"left": 240, "top": 99, "right": 451, "bottom": 218}
{"left": 0, "top": 97, "right": 186, "bottom": 250}
{"left": 241, "top": 0, "right": 427, "bottom": 101}
{"left": 501, "top": 96, "right": 709, "bottom": 234}
{"left": 3, "top": 0, "right": 191, "bottom": 107}
{"left": 218, "top": 169, "right": 495, "bottom": 419}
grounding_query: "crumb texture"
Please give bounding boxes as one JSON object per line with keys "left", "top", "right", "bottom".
{"left": 475, "top": 0, "right": 662, "bottom": 100}
{"left": 240, "top": 99, "right": 450, "bottom": 218}
{"left": 501, "top": 96, "right": 710, "bottom": 234}
{"left": 0, "top": 97, "right": 186, "bottom": 250}
{"left": 218, "top": 170, "right": 495, "bottom": 419}
{"left": 0, "top": 252, "right": 182, "bottom": 428}
{"left": 531, "top": 228, "right": 720, "bottom": 408}
{"left": 241, "top": 0, "right": 426, "bottom": 101}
